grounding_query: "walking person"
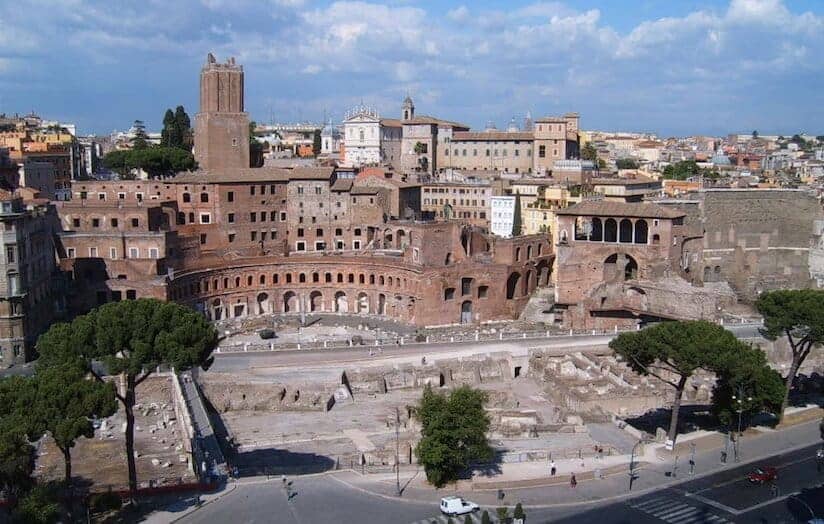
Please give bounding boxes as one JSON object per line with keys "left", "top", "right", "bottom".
{"left": 570, "top": 473, "right": 577, "bottom": 488}
{"left": 550, "top": 460, "right": 556, "bottom": 476}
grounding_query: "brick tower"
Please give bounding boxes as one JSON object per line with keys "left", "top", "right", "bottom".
{"left": 194, "top": 53, "right": 250, "bottom": 170}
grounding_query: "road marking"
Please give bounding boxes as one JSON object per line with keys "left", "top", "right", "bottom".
{"left": 683, "top": 493, "right": 739, "bottom": 514}
{"left": 629, "top": 496, "right": 733, "bottom": 523}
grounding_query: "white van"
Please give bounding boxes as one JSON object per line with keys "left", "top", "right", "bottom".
{"left": 440, "top": 496, "right": 479, "bottom": 516}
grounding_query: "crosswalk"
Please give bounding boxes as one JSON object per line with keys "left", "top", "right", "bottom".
{"left": 628, "top": 496, "right": 732, "bottom": 523}
{"left": 409, "top": 511, "right": 498, "bottom": 524}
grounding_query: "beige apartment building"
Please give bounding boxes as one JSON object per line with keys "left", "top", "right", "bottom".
{"left": 421, "top": 182, "right": 496, "bottom": 227}
{"left": 439, "top": 131, "right": 534, "bottom": 174}
{"left": 533, "top": 113, "right": 580, "bottom": 175}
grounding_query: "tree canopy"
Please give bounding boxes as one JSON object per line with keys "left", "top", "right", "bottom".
{"left": 609, "top": 321, "right": 743, "bottom": 443}
{"left": 616, "top": 158, "right": 639, "bottom": 170}
{"left": 160, "top": 106, "right": 192, "bottom": 150}
{"left": 711, "top": 343, "right": 784, "bottom": 428}
{"left": 28, "top": 363, "right": 117, "bottom": 484}
{"left": 102, "top": 146, "right": 196, "bottom": 179}
{"left": 756, "top": 289, "right": 824, "bottom": 420}
{"left": 0, "top": 376, "right": 36, "bottom": 501}
{"left": 36, "top": 299, "right": 218, "bottom": 496}
{"left": 414, "top": 385, "right": 493, "bottom": 487}
{"left": 661, "top": 160, "right": 701, "bottom": 181}
{"left": 580, "top": 142, "right": 597, "bottom": 162}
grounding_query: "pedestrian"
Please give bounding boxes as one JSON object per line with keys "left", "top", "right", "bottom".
{"left": 421, "top": 356, "right": 426, "bottom": 365}
{"left": 570, "top": 473, "right": 577, "bottom": 488}
{"left": 550, "top": 460, "right": 556, "bottom": 476}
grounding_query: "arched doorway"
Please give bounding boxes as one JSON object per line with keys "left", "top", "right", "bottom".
{"left": 506, "top": 272, "right": 521, "bottom": 299}
{"left": 335, "top": 291, "right": 348, "bottom": 313}
{"left": 309, "top": 290, "right": 323, "bottom": 312}
{"left": 211, "top": 298, "right": 224, "bottom": 321}
{"left": 378, "top": 293, "right": 386, "bottom": 315}
{"left": 356, "top": 292, "right": 369, "bottom": 314}
{"left": 522, "top": 270, "right": 533, "bottom": 296}
{"left": 460, "top": 300, "right": 473, "bottom": 324}
{"left": 283, "top": 291, "right": 297, "bottom": 313}
{"left": 256, "top": 292, "right": 270, "bottom": 315}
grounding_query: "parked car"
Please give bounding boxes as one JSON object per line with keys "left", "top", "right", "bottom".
{"left": 258, "top": 328, "right": 276, "bottom": 340}
{"left": 747, "top": 466, "right": 778, "bottom": 484}
{"left": 440, "top": 496, "right": 479, "bottom": 516}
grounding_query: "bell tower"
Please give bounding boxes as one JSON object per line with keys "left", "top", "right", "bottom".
{"left": 194, "top": 53, "right": 250, "bottom": 170}
{"left": 402, "top": 94, "right": 415, "bottom": 121}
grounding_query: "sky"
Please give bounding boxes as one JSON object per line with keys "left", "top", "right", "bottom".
{"left": 1, "top": 0, "right": 822, "bottom": 137}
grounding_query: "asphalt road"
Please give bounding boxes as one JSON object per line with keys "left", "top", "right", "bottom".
{"left": 177, "top": 441, "right": 824, "bottom": 524}
{"left": 551, "top": 442, "right": 824, "bottom": 524}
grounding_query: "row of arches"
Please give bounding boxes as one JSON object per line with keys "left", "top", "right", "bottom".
{"left": 170, "top": 268, "right": 418, "bottom": 302}
{"left": 205, "top": 290, "right": 416, "bottom": 322}
{"left": 505, "top": 259, "right": 553, "bottom": 300}
{"left": 573, "top": 218, "right": 658, "bottom": 245}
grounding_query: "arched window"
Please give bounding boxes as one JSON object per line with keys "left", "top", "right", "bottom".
{"left": 337, "top": 273, "right": 343, "bottom": 283}
{"left": 313, "top": 272, "right": 319, "bottom": 283}
{"left": 515, "top": 247, "right": 521, "bottom": 261}
{"left": 604, "top": 219, "right": 618, "bottom": 242}
{"left": 634, "top": 220, "right": 648, "bottom": 244}
{"left": 325, "top": 272, "right": 332, "bottom": 283}
{"left": 652, "top": 233, "right": 661, "bottom": 245}
{"left": 273, "top": 274, "right": 279, "bottom": 284}
{"left": 246, "top": 275, "right": 252, "bottom": 286}
{"left": 182, "top": 193, "right": 191, "bottom": 203}
{"left": 286, "top": 274, "right": 292, "bottom": 284}
{"left": 590, "top": 218, "right": 603, "bottom": 241}
{"left": 299, "top": 273, "right": 306, "bottom": 283}
{"left": 200, "top": 193, "right": 209, "bottom": 203}
{"left": 260, "top": 275, "right": 266, "bottom": 285}
{"left": 619, "top": 219, "right": 633, "bottom": 243}
{"left": 527, "top": 246, "right": 532, "bottom": 259}
{"left": 235, "top": 276, "right": 241, "bottom": 287}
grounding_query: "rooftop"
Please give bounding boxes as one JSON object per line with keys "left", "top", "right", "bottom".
{"left": 172, "top": 166, "right": 334, "bottom": 184}
{"left": 555, "top": 201, "right": 685, "bottom": 219}
{"left": 452, "top": 131, "right": 534, "bottom": 141}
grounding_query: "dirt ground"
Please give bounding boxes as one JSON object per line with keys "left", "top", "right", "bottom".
{"left": 34, "top": 375, "right": 196, "bottom": 490}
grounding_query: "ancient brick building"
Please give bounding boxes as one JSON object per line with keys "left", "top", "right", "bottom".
{"left": 194, "top": 54, "right": 250, "bottom": 171}
{"left": 49, "top": 54, "right": 555, "bottom": 332}
{"left": 0, "top": 190, "right": 62, "bottom": 366}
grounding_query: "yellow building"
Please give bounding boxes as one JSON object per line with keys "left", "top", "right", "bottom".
{"left": 520, "top": 185, "right": 583, "bottom": 236}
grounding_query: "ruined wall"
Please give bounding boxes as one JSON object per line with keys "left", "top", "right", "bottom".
{"left": 697, "top": 189, "right": 823, "bottom": 300}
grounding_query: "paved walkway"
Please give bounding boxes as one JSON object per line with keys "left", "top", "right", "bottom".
{"left": 331, "top": 413, "right": 823, "bottom": 508}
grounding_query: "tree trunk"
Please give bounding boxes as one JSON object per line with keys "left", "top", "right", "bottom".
{"left": 60, "top": 445, "right": 74, "bottom": 519}
{"left": 778, "top": 357, "right": 801, "bottom": 423}
{"left": 61, "top": 446, "right": 72, "bottom": 485}
{"left": 124, "top": 375, "right": 138, "bottom": 501}
{"left": 668, "top": 376, "right": 688, "bottom": 445}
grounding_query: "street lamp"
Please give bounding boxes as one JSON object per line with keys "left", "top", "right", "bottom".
{"left": 628, "top": 439, "right": 649, "bottom": 491}
{"left": 731, "top": 388, "right": 753, "bottom": 462}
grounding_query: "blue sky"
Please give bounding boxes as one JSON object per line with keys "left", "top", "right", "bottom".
{"left": 1, "top": 0, "right": 822, "bottom": 137}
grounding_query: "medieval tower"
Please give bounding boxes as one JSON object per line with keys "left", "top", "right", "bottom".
{"left": 194, "top": 53, "right": 250, "bottom": 171}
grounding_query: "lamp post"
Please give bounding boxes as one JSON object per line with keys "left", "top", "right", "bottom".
{"left": 731, "top": 387, "right": 752, "bottom": 462}
{"left": 628, "top": 439, "right": 647, "bottom": 491}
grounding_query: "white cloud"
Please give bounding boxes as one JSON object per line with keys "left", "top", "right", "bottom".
{"left": 2, "top": 0, "right": 822, "bottom": 136}
{"left": 447, "top": 5, "right": 469, "bottom": 22}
